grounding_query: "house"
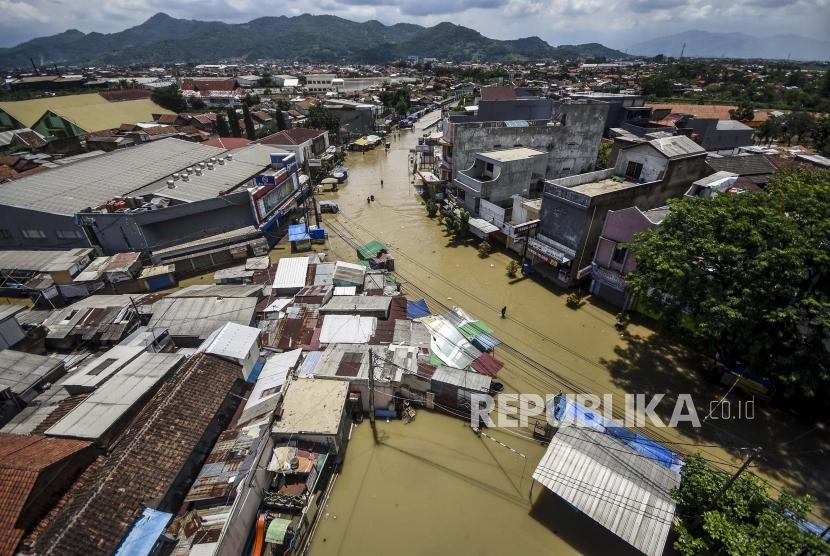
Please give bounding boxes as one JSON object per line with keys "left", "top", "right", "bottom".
{"left": 271, "top": 378, "right": 350, "bottom": 457}
{"left": 0, "top": 434, "right": 94, "bottom": 555}
{"left": 680, "top": 117, "right": 755, "bottom": 152}
{"left": 452, "top": 146, "right": 547, "bottom": 218}
{"left": 589, "top": 206, "right": 670, "bottom": 308}
{"left": 706, "top": 153, "right": 777, "bottom": 189}
{"left": 27, "top": 353, "right": 246, "bottom": 555}
{"left": 304, "top": 74, "right": 337, "bottom": 94}
{"left": 180, "top": 78, "right": 247, "bottom": 108}
{"left": 200, "top": 322, "right": 262, "bottom": 380}
{"left": 532, "top": 135, "right": 707, "bottom": 287}
{"left": 258, "top": 128, "right": 330, "bottom": 166}
{"left": 568, "top": 92, "right": 651, "bottom": 134}
{"left": 147, "top": 295, "right": 258, "bottom": 346}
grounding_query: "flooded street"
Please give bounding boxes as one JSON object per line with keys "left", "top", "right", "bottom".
{"left": 307, "top": 111, "right": 829, "bottom": 553}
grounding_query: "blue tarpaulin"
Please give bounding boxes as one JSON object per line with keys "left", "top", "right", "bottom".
{"left": 406, "top": 299, "right": 431, "bottom": 320}
{"left": 472, "top": 333, "right": 501, "bottom": 352}
{"left": 114, "top": 508, "right": 173, "bottom": 556}
{"left": 550, "top": 395, "right": 682, "bottom": 472}
{"left": 288, "top": 224, "right": 310, "bottom": 242}
{"left": 309, "top": 228, "right": 326, "bottom": 240}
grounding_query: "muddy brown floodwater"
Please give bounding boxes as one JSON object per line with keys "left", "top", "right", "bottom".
{"left": 304, "top": 112, "right": 829, "bottom": 554}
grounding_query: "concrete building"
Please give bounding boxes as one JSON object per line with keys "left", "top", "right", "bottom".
{"left": 531, "top": 135, "right": 707, "bottom": 287}
{"left": 304, "top": 74, "right": 337, "bottom": 94}
{"left": 568, "top": 92, "right": 651, "bottom": 134}
{"left": 258, "top": 128, "right": 330, "bottom": 166}
{"left": 323, "top": 99, "right": 379, "bottom": 139}
{"left": 452, "top": 147, "right": 547, "bottom": 215}
{"left": 680, "top": 117, "right": 755, "bottom": 152}
{"left": 440, "top": 99, "right": 607, "bottom": 183}
{"left": 0, "top": 138, "right": 306, "bottom": 253}
{"left": 589, "top": 206, "right": 670, "bottom": 308}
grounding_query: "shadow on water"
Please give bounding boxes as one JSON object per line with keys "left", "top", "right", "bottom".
{"left": 599, "top": 329, "right": 830, "bottom": 518}
{"left": 529, "top": 489, "right": 653, "bottom": 556}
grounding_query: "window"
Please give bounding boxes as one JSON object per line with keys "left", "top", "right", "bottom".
{"left": 457, "top": 189, "right": 466, "bottom": 201}
{"left": 612, "top": 246, "right": 628, "bottom": 264}
{"left": 88, "top": 358, "right": 118, "bottom": 376}
{"left": 21, "top": 229, "right": 46, "bottom": 239}
{"left": 625, "top": 161, "right": 643, "bottom": 180}
{"left": 485, "top": 163, "right": 494, "bottom": 173}
{"left": 0, "top": 229, "right": 11, "bottom": 239}
{"left": 261, "top": 386, "right": 281, "bottom": 397}
{"left": 56, "top": 229, "right": 84, "bottom": 240}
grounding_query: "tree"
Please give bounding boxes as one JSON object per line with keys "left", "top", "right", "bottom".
{"left": 641, "top": 74, "right": 673, "bottom": 98}
{"left": 784, "top": 111, "right": 816, "bottom": 145}
{"left": 151, "top": 85, "right": 188, "bottom": 113}
{"left": 187, "top": 96, "right": 205, "bottom": 111}
{"left": 304, "top": 105, "right": 340, "bottom": 137}
{"left": 728, "top": 102, "right": 754, "bottom": 122}
{"left": 242, "top": 102, "right": 257, "bottom": 140}
{"left": 672, "top": 455, "right": 828, "bottom": 556}
{"left": 275, "top": 110, "right": 287, "bottom": 131}
{"left": 215, "top": 112, "right": 231, "bottom": 138}
{"left": 596, "top": 142, "right": 611, "bottom": 169}
{"left": 258, "top": 72, "right": 272, "bottom": 87}
{"left": 477, "top": 241, "right": 493, "bottom": 258}
{"left": 395, "top": 99, "right": 409, "bottom": 116}
{"left": 813, "top": 115, "right": 830, "bottom": 155}
{"left": 506, "top": 260, "right": 520, "bottom": 278}
{"left": 226, "top": 108, "right": 241, "bottom": 137}
{"left": 425, "top": 200, "right": 438, "bottom": 218}
{"left": 756, "top": 116, "right": 781, "bottom": 145}
{"left": 627, "top": 168, "right": 830, "bottom": 405}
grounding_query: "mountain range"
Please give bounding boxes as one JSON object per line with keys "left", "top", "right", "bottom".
{"left": 628, "top": 30, "right": 830, "bottom": 61}
{"left": 0, "top": 13, "right": 627, "bottom": 69}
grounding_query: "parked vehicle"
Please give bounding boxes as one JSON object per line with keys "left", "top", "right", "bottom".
{"left": 319, "top": 200, "right": 339, "bottom": 213}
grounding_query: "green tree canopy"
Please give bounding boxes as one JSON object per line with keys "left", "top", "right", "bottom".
{"left": 672, "top": 455, "right": 828, "bottom": 556}
{"left": 242, "top": 102, "right": 256, "bottom": 140}
{"left": 628, "top": 168, "right": 830, "bottom": 405}
{"left": 151, "top": 85, "right": 188, "bottom": 113}
{"left": 729, "top": 102, "right": 754, "bottom": 122}
{"left": 304, "top": 105, "right": 340, "bottom": 137}
{"left": 226, "top": 108, "right": 242, "bottom": 137}
{"left": 215, "top": 112, "right": 230, "bottom": 138}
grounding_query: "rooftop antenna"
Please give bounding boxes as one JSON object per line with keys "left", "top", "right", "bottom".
{"left": 679, "top": 42, "right": 686, "bottom": 60}
{"left": 29, "top": 57, "right": 38, "bottom": 74}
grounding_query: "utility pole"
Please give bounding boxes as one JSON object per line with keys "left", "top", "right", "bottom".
{"left": 693, "top": 447, "right": 761, "bottom": 530}
{"left": 368, "top": 349, "right": 378, "bottom": 443}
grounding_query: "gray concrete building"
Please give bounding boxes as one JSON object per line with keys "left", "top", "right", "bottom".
{"left": 568, "top": 92, "right": 651, "bottom": 134}
{"left": 453, "top": 147, "right": 547, "bottom": 215}
{"left": 680, "top": 118, "right": 755, "bottom": 152}
{"left": 530, "top": 135, "right": 708, "bottom": 287}
{"left": 440, "top": 99, "right": 608, "bottom": 183}
{"left": 0, "top": 138, "right": 305, "bottom": 254}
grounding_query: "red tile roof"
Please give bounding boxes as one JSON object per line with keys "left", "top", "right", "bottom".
{"left": 480, "top": 86, "right": 517, "bottom": 101}
{"left": 29, "top": 353, "right": 243, "bottom": 555}
{"left": 182, "top": 78, "right": 239, "bottom": 92}
{"left": 98, "top": 89, "right": 152, "bottom": 102}
{"left": 203, "top": 137, "right": 254, "bottom": 150}
{"left": 258, "top": 128, "right": 326, "bottom": 146}
{"left": 156, "top": 113, "right": 180, "bottom": 125}
{"left": 0, "top": 434, "right": 91, "bottom": 555}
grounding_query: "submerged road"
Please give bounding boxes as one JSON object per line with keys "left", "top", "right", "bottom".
{"left": 302, "top": 111, "right": 828, "bottom": 554}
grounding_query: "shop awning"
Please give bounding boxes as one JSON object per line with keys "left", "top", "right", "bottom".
{"left": 469, "top": 218, "right": 499, "bottom": 238}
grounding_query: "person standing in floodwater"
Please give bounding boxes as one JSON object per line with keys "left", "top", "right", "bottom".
{"left": 380, "top": 179, "right": 384, "bottom": 188}
{"left": 501, "top": 306, "right": 507, "bottom": 319}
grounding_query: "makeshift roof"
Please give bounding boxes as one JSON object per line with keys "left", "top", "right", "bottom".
{"left": 356, "top": 239, "right": 387, "bottom": 260}
{"left": 0, "top": 349, "right": 65, "bottom": 396}
{"left": 320, "top": 295, "right": 391, "bottom": 316}
{"left": 533, "top": 425, "right": 680, "bottom": 556}
{"left": 288, "top": 224, "right": 311, "bottom": 242}
{"left": 706, "top": 154, "right": 776, "bottom": 176}
{"left": 272, "top": 378, "right": 348, "bottom": 436}
{"left": 201, "top": 322, "right": 261, "bottom": 361}
{"left": 241, "top": 348, "right": 302, "bottom": 423}
{"left": 114, "top": 508, "right": 173, "bottom": 556}
{"left": 319, "top": 314, "right": 377, "bottom": 344}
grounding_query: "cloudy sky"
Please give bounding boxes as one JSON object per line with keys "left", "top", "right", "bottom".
{"left": 0, "top": 0, "right": 827, "bottom": 48}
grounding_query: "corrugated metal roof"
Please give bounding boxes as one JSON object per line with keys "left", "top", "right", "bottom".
{"left": 61, "top": 345, "right": 146, "bottom": 393}
{"left": 168, "top": 284, "right": 263, "bottom": 298}
{"left": 0, "top": 304, "right": 25, "bottom": 322}
{"left": 647, "top": 135, "right": 705, "bottom": 159}
{"left": 320, "top": 295, "right": 391, "bottom": 316}
{"left": 431, "top": 366, "right": 491, "bottom": 392}
{"left": 319, "top": 314, "right": 377, "bottom": 344}
{"left": 242, "top": 348, "right": 302, "bottom": 421}
{"left": 332, "top": 261, "right": 365, "bottom": 286}
{"left": 45, "top": 352, "right": 184, "bottom": 442}
{"left": 273, "top": 257, "right": 310, "bottom": 291}
{"left": 532, "top": 426, "right": 680, "bottom": 556}
{"left": 0, "top": 349, "right": 64, "bottom": 395}
{"left": 147, "top": 296, "right": 257, "bottom": 339}
{"left": 0, "top": 248, "right": 94, "bottom": 273}
{"left": 202, "top": 322, "right": 261, "bottom": 361}
{"left": 0, "top": 138, "right": 226, "bottom": 215}
{"left": 333, "top": 286, "right": 357, "bottom": 296}
{"left": 312, "top": 263, "right": 335, "bottom": 286}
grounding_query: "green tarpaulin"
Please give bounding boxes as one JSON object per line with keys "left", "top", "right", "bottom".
{"left": 266, "top": 517, "right": 292, "bottom": 544}
{"left": 357, "top": 240, "right": 387, "bottom": 260}
{"left": 458, "top": 320, "right": 494, "bottom": 340}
